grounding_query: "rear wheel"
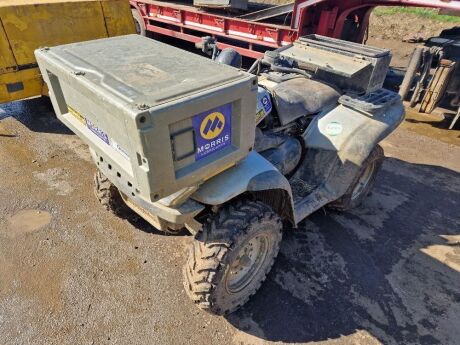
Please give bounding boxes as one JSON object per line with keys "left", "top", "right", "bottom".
{"left": 183, "top": 200, "right": 282, "bottom": 315}
{"left": 328, "top": 145, "right": 384, "bottom": 211}
{"left": 94, "top": 170, "right": 130, "bottom": 216}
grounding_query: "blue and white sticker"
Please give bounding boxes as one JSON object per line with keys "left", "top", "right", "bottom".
{"left": 86, "top": 119, "right": 110, "bottom": 145}
{"left": 192, "top": 103, "right": 232, "bottom": 160}
{"left": 69, "top": 106, "right": 129, "bottom": 160}
{"left": 256, "top": 87, "right": 272, "bottom": 124}
{"left": 261, "top": 95, "right": 271, "bottom": 113}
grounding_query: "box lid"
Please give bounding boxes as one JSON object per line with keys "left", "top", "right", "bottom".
{"left": 44, "top": 34, "right": 248, "bottom": 107}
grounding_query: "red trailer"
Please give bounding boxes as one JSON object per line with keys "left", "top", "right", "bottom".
{"left": 129, "top": 0, "right": 460, "bottom": 58}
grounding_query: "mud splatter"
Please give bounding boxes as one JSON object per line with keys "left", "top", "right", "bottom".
{"left": 273, "top": 221, "right": 347, "bottom": 304}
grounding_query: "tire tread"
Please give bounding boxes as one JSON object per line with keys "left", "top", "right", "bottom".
{"left": 183, "top": 199, "right": 281, "bottom": 315}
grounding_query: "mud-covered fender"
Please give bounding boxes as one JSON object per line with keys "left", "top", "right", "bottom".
{"left": 191, "top": 151, "right": 295, "bottom": 222}
{"left": 305, "top": 98, "right": 405, "bottom": 165}
{"left": 292, "top": 93, "right": 405, "bottom": 223}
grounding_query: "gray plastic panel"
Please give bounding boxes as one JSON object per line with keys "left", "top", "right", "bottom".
{"left": 36, "top": 35, "right": 257, "bottom": 203}
{"left": 40, "top": 34, "right": 247, "bottom": 107}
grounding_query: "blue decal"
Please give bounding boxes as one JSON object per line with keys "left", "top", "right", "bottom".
{"left": 192, "top": 103, "right": 232, "bottom": 160}
{"left": 261, "top": 95, "right": 271, "bottom": 113}
{"left": 86, "top": 119, "right": 110, "bottom": 145}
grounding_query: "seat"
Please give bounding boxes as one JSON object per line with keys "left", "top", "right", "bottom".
{"left": 271, "top": 78, "right": 341, "bottom": 125}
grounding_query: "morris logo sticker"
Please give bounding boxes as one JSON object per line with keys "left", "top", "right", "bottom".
{"left": 200, "top": 111, "right": 226, "bottom": 140}
{"left": 193, "top": 103, "right": 232, "bottom": 160}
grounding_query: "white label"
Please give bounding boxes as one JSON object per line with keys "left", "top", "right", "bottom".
{"left": 111, "top": 139, "right": 130, "bottom": 160}
{"left": 325, "top": 122, "right": 343, "bottom": 136}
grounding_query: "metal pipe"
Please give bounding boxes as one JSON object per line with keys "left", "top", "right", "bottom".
{"left": 261, "top": 59, "right": 312, "bottom": 78}
{"left": 248, "top": 58, "right": 261, "bottom": 74}
{"left": 399, "top": 46, "right": 424, "bottom": 100}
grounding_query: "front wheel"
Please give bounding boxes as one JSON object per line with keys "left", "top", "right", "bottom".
{"left": 183, "top": 200, "right": 282, "bottom": 315}
{"left": 328, "top": 145, "right": 384, "bottom": 211}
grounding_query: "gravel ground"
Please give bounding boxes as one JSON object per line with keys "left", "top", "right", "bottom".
{"left": 0, "top": 98, "right": 459, "bottom": 345}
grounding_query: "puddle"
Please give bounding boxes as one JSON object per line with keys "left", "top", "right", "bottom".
{"left": 5, "top": 209, "right": 51, "bottom": 238}
{"left": 402, "top": 108, "right": 460, "bottom": 147}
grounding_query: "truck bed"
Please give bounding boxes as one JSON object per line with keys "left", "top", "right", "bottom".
{"left": 131, "top": 0, "right": 297, "bottom": 58}
{"left": 131, "top": 0, "right": 460, "bottom": 58}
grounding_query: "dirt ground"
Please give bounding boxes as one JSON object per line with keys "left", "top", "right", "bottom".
{"left": 368, "top": 10, "right": 455, "bottom": 68}
{"left": 0, "top": 8, "right": 459, "bottom": 344}
{"left": 0, "top": 91, "right": 459, "bottom": 345}
{"left": 367, "top": 11, "right": 460, "bottom": 139}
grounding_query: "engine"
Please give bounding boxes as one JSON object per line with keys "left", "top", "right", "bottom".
{"left": 213, "top": 33, "right": 392, "bottom": 177}
{"left": 253, "top": 74, "right": 342, "bottom": 176}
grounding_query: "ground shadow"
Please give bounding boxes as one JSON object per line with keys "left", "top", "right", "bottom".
{"left": 123, "top": 212, "right": 190, "bottom": 237}
{"left": 0, "top": 97, "right": 73, "bottom": 135}
{"left": 226, "top": 157, "right": 460, "bottom": 345}
{"left": 405, "top": 116, "right": 458, "bottom": 131}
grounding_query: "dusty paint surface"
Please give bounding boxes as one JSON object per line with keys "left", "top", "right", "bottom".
{"left": 0, "top": 98, "right": 459, "bottom": 345}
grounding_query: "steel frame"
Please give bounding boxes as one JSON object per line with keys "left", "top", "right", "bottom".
{"left": 130, "top": 0, "right": 460, "bottom": 58}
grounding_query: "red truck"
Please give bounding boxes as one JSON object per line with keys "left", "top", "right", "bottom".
{"left": 129, "top": 0, "right": 460, "bottom": 58}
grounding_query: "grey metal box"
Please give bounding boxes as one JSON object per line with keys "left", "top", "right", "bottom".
{"left": 194, "top": 0, "right": 248, "bottom": 10}
{"left": 36, "top": 34, "right": 257, "bottom": 202}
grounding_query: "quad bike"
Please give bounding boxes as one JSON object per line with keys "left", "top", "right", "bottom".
{"left": 36, "top": 34, "right": 404, "bottom": 315}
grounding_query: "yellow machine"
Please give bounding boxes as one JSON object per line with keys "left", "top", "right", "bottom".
{"left": 0, "top": 0, "right": 135, "bottom": 104}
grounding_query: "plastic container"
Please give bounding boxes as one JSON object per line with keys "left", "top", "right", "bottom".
{"left": 36, "top": 34, "right": 257, "bottom": 202}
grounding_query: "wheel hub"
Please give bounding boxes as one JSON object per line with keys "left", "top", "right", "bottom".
{"left": 226, "top": 234, "right": 269, "bottom": 293}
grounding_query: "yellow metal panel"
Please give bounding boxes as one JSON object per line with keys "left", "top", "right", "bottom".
{"left": 0, "top": 0, "right": 134, "bottom": 104}
{"left": 0, "top": 0, "right": 107, "bottom": 6}
{"left": 0, "top": 68, "right": 43, "bottom": 103}
{"left": 101, "top": 0, "right": 136, "bottom": 36}
{"left": 0, "top": 18, "right": 17, "bottom": 73}
{"left": 0, "top": 2, "right": 108, "bottom": 66}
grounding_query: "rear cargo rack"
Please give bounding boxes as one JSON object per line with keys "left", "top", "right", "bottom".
{"left": 339, "top": 89, "right": 401, "bottom": 114}
{"left": 272, "top": 34, "right": 392, "bottom": 93}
